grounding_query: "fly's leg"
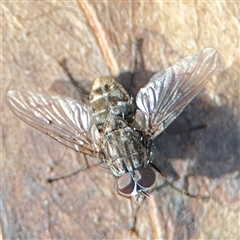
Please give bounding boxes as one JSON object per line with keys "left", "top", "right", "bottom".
{"left": 150, "top": 149, "right": 209, "bottom": 200}
{"left": 58, "top": 58, "right": 90, "bottom": 96}
{"left": 165, "top": 179, "right": 210, "bottom": 200}
{"left": 46, "top": 154, "right": 101, "bottom": 183}
{"left": 149, "top": 171, "right": 210, "bottom": 200}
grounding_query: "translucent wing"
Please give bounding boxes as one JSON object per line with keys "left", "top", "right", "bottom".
{"left": 6, "top": 90, "right": 101, "bottom": 157}
{"left": 135, "top": 47, "right": 218, "bottom": 139}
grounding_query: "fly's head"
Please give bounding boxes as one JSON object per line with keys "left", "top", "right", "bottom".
{"left": 117, "top": 167, "right": 156, "bottom": 199}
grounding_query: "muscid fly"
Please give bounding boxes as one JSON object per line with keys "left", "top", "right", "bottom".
{"left": 6, "top": 48, "right": 218, "bottom": 199}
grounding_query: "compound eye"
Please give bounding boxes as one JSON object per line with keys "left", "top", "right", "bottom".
{"left": 135, "top": 168, "right": 156, "bottom": 188}
{"left": 117, "top": 173, "right": 135, "bottom": 196}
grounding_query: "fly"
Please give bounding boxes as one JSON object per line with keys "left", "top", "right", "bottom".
{"left": 6, "top": 47, "right": 218, "bottom": 199}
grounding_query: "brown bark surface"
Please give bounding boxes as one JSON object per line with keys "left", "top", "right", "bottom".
{"left": 2, "top": 1, "right": 239, "bottom": 239}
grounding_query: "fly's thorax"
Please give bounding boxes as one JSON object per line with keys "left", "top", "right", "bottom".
{"left": 89, "top": 76, "right": 135, "bottom": 130}
{"left": 102, "top": 115, "right": 150, "bottom": 177}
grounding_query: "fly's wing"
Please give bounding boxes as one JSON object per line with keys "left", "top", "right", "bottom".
{"left": 135, "top": 47, "right": 218, "bottom": 139}
{"left": 6, "top": 90, "right": 101, "bottom": 157}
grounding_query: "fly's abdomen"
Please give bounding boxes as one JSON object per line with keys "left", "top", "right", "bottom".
{"left": 102, "top": 115, "right": 149, "bottom": 177}
{"left": 89, "top": 76, "right": 134, "bottom": 130}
